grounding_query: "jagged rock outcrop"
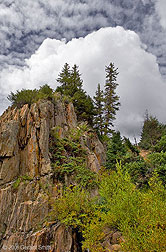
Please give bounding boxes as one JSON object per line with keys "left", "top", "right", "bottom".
{"left": 0, "top": 97, "right": 105, "bottom": 251}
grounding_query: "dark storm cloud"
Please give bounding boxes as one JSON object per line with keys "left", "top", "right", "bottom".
{"left": 0, "top": 0, "right": 166, "bottom": 76}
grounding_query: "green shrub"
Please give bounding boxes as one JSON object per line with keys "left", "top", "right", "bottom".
{"left": 123, "top": 159, "right": 148, "bottom": 186}
{"left": 106, "top": 132, "right": 140, "bottom": 171}
{"left": 7, "top": 89, "right": 38, "bottom": 107}
{"left": 147, "top": 151, "right": 166, "bottom": 185}
{"left": 49, "top": 126, "right": 97, "bottom": 188}
{"left": 7, "top": 84, "right": 54, "bottom": 108}
{"left": 98, "top": 164, "right": 166, "bottom": 252}
{"left": 12, "top": 178, "right": 22, "bottom": 189}
{"left": 12, "top": 174, "right": 33, "bottom": 189}
{"left": 36, "top": 84, "right": 53, "bottom": 100}
{"left": 153, "top": 135, "right": 166, "bottom": 152}
{"left": 49, "top": 186, "right": 97, "bottom": 230}
{"left": 49, "top": 163, "right": 166, "bottom": 252}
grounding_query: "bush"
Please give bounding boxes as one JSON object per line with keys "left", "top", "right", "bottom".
{"left": 99, "top": 165, "right": 166, "bottom": 252}
{"left": 7, "top": 84, "right": 54, "bottom": 108}
{"left": 49, "top": 126, "right": 97, "bottom": 188}
{"left": 49, "top": 163, "right": 166, "bottom": 252}
{"left": 36, "top": 84, "right": 53, "bottom": 100}
{"left": 7, "top": 89, "right": 38, "bottom": 107}
{"left": 123, "top": 159, "right": 148, "bottom": 186}
{"left": 147, "top": 151, "right": 166, "bottom": 185}
{"left": 49, "top": 186, "right": 97, "bottom": 230}
{"left": 153, "top": 135, "right": 166, "bottom": 153}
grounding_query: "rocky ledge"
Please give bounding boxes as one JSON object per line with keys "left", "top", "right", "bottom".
{"left": 0, "top": 97, "right": 106, "bottom": 251}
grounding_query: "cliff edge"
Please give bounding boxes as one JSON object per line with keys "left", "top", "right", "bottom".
{"left": 0, "top": 96, "right": 105, "bottom": 251}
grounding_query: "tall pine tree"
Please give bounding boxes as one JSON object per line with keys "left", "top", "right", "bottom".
{"left": 104, "top": 63, "right": 120, "bottom": 134}
{"left": 56, "top": 63, "right": 71, "bottom": 94}
{"left": 66, "top": 64, "right": 83, "bottom": 97}
{"left": 93, "top": 84, "right": 104, "bottom": 136}
{"left": 71, "top": 65, "right": 83, "bottom": 89}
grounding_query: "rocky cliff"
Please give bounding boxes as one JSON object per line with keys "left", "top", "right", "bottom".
{"left": 0, "top": 96, "right": 105, "bottom": 252}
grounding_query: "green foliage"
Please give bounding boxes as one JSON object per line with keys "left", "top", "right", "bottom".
{"left": 56, "top": 63, "right": 95, "bottom": 126}
{"left": 21, "top": 174, "right": 33, "bottom": 181}
{"left": 72, "top": 90, "right": 94, "bottom": 126}
{"left": 123, "top": 137, "right": 140, "bottom": 155}
{"left": 12, "top": 174, "right": 33, "bottom": 190}
{"left": 12, "top": 177, "right": 22, "bottom": 189}
{"left": 50, "top": 164, "right": 166, "bottom": 252}
{"left": 70, "top": 64, "right": 83, "bottom": 92}
{"left": 57, "top": 63, "right": 71, "bottom": 89}
{"left": 147, "top": 151, "right": 166, "bottom": 185}
{"left": 105, "top": 131, "right": 147, "bottom": 186}
{"left": 99, "top": 163, "right": 139, "bottom": 228}
{"left": 139, "top": 114, "right": 166, "bottom": 150}
{"left": 7, "top": 89, "right": 38, "bottom": 107}
{"left": 49, "top": 186, "right": 98, "bottom": 230}
{"left": 49, "top": 125, "right": 97, "bottom": 188}
{"left": 153, "top": 135, "right": 166, "bottom": 152}
{"left": 123, "top": 159, "right": 148, "bottom": 186}
{"left": 36, "top": 84, "right": 53, "bottom": 100}
{"left": 104, "top": 63, "right": 120, "bottom": 134}
{"left": 62, "top": 95, "right": 72, "bottom": 104}
{"left": 106, "top": 131, "right": 127, "bottom": 170}
{"left": 7, "top": 84, "right": 54, "bottom": 108}
{"left": 57, "top": 63, "right": 83, "bottom": 97}
{"left": 105, "top": 129, "right": 166, "bottom": 187}
{"left": 99, "top": 166, "right": 166, "bottom": 252}
{"left": 93, "top": 84, "right": 104, "bottom": 136}
{"left": 49, "top": 185, "right": 104, "bottom": 252}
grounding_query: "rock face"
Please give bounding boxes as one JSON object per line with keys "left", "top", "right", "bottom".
{"left": 0, "top": 97, "right": 105, "bottom": 251}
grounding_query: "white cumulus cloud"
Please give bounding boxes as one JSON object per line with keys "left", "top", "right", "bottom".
{"left": 0, "top": 26, "right": 165, "bottom": 140}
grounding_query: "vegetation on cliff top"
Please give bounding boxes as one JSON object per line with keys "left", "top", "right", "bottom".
{"left": 7, "top": 62, "right": 120, "bottom": 135}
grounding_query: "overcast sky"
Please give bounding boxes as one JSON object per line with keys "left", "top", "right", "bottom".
{"left": 0, "top": 0, "right": 166, "bottom": 140}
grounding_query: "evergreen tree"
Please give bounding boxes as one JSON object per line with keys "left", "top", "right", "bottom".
{"left": 72, "top": 91, "right": 94, "bottom": 126}
{"left": 139, "top": 114, "right": 166, "bottom": 150}
{"left": 56, "top": 63, "right": 94, "bottom": 126}
{"left": 93, "top": 84, "right": 104, "bottom": 136}
{"left": 106, "top": 131, "right": 126, "bottom": 170}
{"left": 71, "top": 64, "right": 83, "bottom": 91}
{"left": 104, "top": 63, "right": 120, "bottom": 134}
{"left": 57, "top": 64, "right": 83, "bottom": 97}
{"left": 56, "top": 63, "right": 71, "bottom": 94}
